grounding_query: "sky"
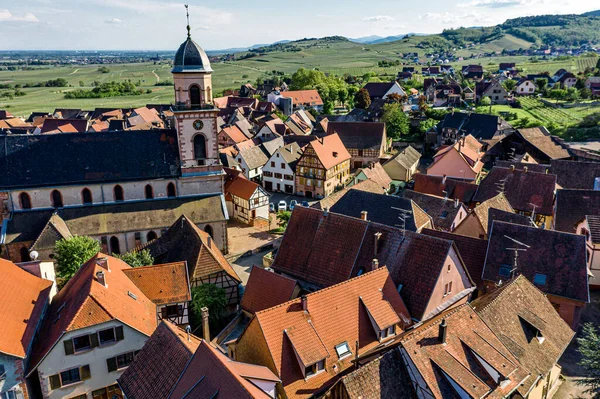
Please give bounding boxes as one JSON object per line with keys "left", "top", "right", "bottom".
{"left": 0, "top": 0, "right": 597, "bottom": 51}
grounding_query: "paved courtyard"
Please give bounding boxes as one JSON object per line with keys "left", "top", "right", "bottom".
{"left": 227, "top": 220, "right": 277, "bottom": 256}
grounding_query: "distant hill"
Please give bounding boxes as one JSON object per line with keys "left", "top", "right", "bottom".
{"left": 582, "top": 10, "right": 600, "bottom": 17}
{"left": 349, "top": 35, "right": 384, "bottom": 44}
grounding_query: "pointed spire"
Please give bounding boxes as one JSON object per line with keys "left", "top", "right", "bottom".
{"left": 185, "top": 4, "right": 191, "bottom": 39}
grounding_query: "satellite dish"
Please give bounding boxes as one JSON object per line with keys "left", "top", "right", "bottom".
{"left": 29, "top": 250, "right": 39, "bottom": 261}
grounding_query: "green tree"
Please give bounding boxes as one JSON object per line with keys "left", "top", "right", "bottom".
{"left": 354, "top": 88, "right": 371, "bottom": 109}
{"left": 55, "top": 236, "right": 100, "bottom": 287}
{"left": 277, "top": 211, "right": 292, "bottom": 228}
{"left": 535, "top": 78, "right": 548, "bottom": 92}
{"left": 79, "top": 81, "right": 84, "bottom": 87}
{"left": 419, "top": 118, "right": 438, "bottom": 134}
{"left": 479, "top": 96, "right": 492, "bottom": 106}
{"left": 578, "top": 323, "right": 600, "bottom": 397}
{"left": 290, "top": 68, "right": 327, "bottom": 90}
{"left": 382, "top": 103, "right": 410, "bottom": 139}
{"left": 503, "top": 79, "right": 517, "bottom": 92}
{"left": 116, "top": 249, "right": 154, "bottom": 268}
{"left": 191, "top": 284, "right": 227, "bottom": 326}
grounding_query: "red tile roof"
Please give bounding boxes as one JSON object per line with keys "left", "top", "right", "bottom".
{"left": 225, "top": 173, "right": 261, "bottom": 201}
{"left": 169, "top": 340, "right": 279, "bottom": 399}
{"left": 413, "top": 174, "right": 478, "bottom": 203}
{"left": 0, "top": 259, "right": 53, "bottom": 358}
{"left": 280, "top": 90, "right": 324, "bottom": 106}
{"left": 240, "top": 266, "right": 297, "bottom": 314}
{"left": 244, "top": 268, "right": 411, "bottom": 399}
{"left": 122, "top": 262, "right": 191, "bottom": 305}
{"left": 221, "top": 125, "right": 248, "bottom": 144}
{"left": 40, "top": 118, "right": 88, "bottom": 134}
{"left": 308, "top": 133, "right": 351, "bottom": 170}
{"left": 29, "top": 253, "right": 157, "bottom": 370}
{"left": 400, "top": 304, "right": 529, "bottom": 399}
{"left": 118, "top": 321, "right": 201, "bottom": 399}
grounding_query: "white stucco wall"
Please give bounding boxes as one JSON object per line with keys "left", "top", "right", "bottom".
{"left": 36, "top": 321, "right": 149, "bottom": 399}
{"left": 262, "top": 150, "right": 296, "bottom": 193}
{"left": 0, "top": 353, "right": 24, "bottom": 397}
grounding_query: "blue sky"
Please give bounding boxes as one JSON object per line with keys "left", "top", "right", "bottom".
{"left": 0, "top": 0, "right": 595, "bottom": 50}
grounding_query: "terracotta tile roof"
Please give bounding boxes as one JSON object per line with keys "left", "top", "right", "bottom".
{"left": 225, "top": 172, "right": 261, "bottom": 200}
{"left": 517, "top": 127, "right": 570, "bottom": 160}
{"left": 473, "top": 167, "right": 556, "bottom": 215}
{"left": 356, "top": 162, "right": 392, "bottom": 189}
{"left": 169, "top": 340, "right": 278, "bottom": 399}
{"left": 222, "top": 124, "right": 248, "bottom": 144}
{"left": 40, "top": 118, "right": 88, "bottom": 133}
{"left": 272, "top": 206, "right": 459, "bottom": 320}
{"left": 313, "top": 179, "right": 385, "bottom": 210}
{"left": 587, "top": 215, "right": 600, "bottom": 244}
{"left": 0, "top": 259, "right": 52, "bottom": 358}
{"left": 246, "top": 268, "right": 411, "bottom": 399}
{"left": 472, "top": 192, "right": 514, "bottom": 234}
{"left": 495, "top": 161, "right": 551, "bottom": 174}
{"left": 29, "top": 253, "right": 157, "bottom": 371}
{"left": 122, "top": 262, "right": 191, "bottom": 306}
{"left": 550, "top": 159, "right": 600, "bottom": 190}
{"left": 131, "top": 107, "right": 162, "bottom": 125}
{"left": 422, "top": 229, "right": 488, "bottom": 286}
{"left": 487, "top": 208, "right": 535, "bottom": 233}
{"left": 329, "top": 348, "right": 416, "bottom": 399}
{"left": 413, "top": 174, "right": 478, "bottom": 203}
{"left": 554, "top": 189, "right": 600, "bottom": 233}
{"left": 143, "top": 215, "right": 241, "bottom": 282}
{"left": 240, "top": 266, "right": 297, "bottom": 314}
{"left": 280, "top": 90, "right": 324, "bottom": 106}
{"left": 471, "top": 275, "right": 575, "bottom": 395}
{"left": 308, "top": 133, "right": 351, "bottom": 170}
{"left": 402, "top": 190, "right": 465, "bottom": 231}
{"left": 327, "top": 122, "right": 386, "bottom": 151}
{"left": 118, "top": 321, "right": 201, "bottom": 399}
{"left": 484, "top": 221, "right": 589, "bottom": 303}
{"left": 400, "top": 304, "right": 529, "bottom": 399}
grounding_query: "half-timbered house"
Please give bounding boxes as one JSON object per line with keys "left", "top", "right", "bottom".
{"left": 295, "top": 134, "right": 351, "bottom": 198}
{"left": 326, "top": 122, "right": 389, "bottom": 169}
{"left": 123, "top": 262, "right": 192, "bottom": 327}
{"left": 142, "top": 215, "right": 242, "bottom": 310}
{"left": 224, "top": 168, "right": 270, "bottom": 226}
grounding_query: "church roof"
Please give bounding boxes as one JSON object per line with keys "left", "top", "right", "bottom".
{"left": 172, "top": 37, "right": 213, "bottom": 73}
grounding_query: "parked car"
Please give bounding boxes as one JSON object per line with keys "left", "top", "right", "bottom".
{"left": 289, "top": 200, "right": 298, "bottom": 210}
{"left": 277, "top": 200, "right": 287, "bottom": 212}
{"left": 269, "top": 203, "right": 275, "bottom": 212}
{"left": 301, "top": 201, "right": 309, "bottom": 207}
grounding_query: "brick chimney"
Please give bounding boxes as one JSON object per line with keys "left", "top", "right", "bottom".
{"left": 361, "top": 211, "right": 368, "bottom": 221}
{"left": 301, "top": 295, "right": 308, "bottom": 312}
{"left": 372, "top": 259, "right": 379, "bottom": 269}
{"left": 374, "top": 232, "right": 382, "bottom": 256}
{"left": 201, "top": 307, "right": 210, "bottom": 341}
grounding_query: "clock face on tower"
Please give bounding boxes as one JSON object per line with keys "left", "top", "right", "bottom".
{"left": 193, "top": 119, "right": 204, "bottom": 130}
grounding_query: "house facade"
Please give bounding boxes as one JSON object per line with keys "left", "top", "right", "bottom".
{"left": 295, "top": 134, "right": 351, "bottom": 198}
{"left": 516, "top": 79, "right": 536, "bottom": 95}
{"left": 225, "top": 173, "right": 270, "bottom": 225}
{"left": 326, "top": 122, "right": 388, "bottom": 169}
{"left": 262, "top": 143, "right": 303, "bottom": 194}
{"left": 476, "top": 80, "right": 509, "bottom": 104}
{"left": 577, "top": 215, "right": 600, "bottom": 288}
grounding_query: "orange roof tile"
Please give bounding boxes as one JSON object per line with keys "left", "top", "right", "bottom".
{"left": 0, "top": 259, "right": 53, "bottom": 358}
{"left": 240, "top": 267, "right": 297, "bottom": 314}
{"left": 29, "top": 253, "right": 157, "bottom": 371}
{"left": 222, "top": 125, "right": 248, "bottom": 144}
{"left": 123, "top": 262, "right": 191, "bottom": 305}
{"left": 309, "top": 133, "right": 351, "bottom": 170}
{"left": 243, "top": 268, "right": 411, "bottom": 399}
{"left": 225, "top": 175, "right": 261, "bottom": 200}
{"left": 281, "top": 90, "right": 324, "bottom": 106}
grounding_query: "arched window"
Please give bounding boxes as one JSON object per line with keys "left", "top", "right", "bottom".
{"left": 110, "top": 236, "right": 121, "bottom": 255}
{"left": 146, "top": 231, "right": 158, "bottom": 242}
{"left": 145, "top": 184, "right": 154, "bottom": 200}
{"left": 81, "top": 188, "right": 93, "bottom": 204}
{"left": 114, "top": 185, "right": 124, "bottom": 202}
{"left": 19, "top": 192, "right": 32, "bottom": 210}
{"left": 51, "top": 190, "right": 63, "bottom": 208}
{"left": 167, "top": 182, "right": 176, "bottom": 198}
{"left": 194, "top": 135, "right": 207, "bottom": 161}
{"left": 20, "top": 247, "right": 30, "bottom": 262}
{"left": 189, "top": 84, "right": 201, "bottom": 107}
{"left": 204, "top": 225, "right": 213, "bottom": 239}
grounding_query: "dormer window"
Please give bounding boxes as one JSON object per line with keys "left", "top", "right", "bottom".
{"left": 335, "top": 342, "right": 351, "bottom": 359}
{"left": 305, "top": 360, "right": 325, "bottom": 378}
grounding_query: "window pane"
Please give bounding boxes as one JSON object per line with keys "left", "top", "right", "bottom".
{"left": 116, "top": 352, "right": 135, "bottom": 369}
{"left": 73, "top": 335, "right": 91, "bottom": 352}
{"left": 60, "top": 368, "right": 81, "bottom": 385}
{"left": 99, "top": 328, "right": 116, "bottom": 344}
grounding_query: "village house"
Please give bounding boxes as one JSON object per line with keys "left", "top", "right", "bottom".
{"left": 122, "top": 262, "right": 192, "bottom": 327}
{"left": 118, "top": 321, "right": 280, "bottom": 399}
{"left": 295, "top": 134, "right": 351, "bottom": 199}
{"left": 280, "top": 90, "right": 324, "bottom": 112}
{"left": 312, "top": 179, "right": 388, "bottom": 211}
{"left": 553, "top": 69, "right": 577, "bottom": 89}
{"left": 27, "top": 254, "right": 158, "bottom": 399}
{"left": 256, "top": 118, "right": 286, "bottom": 141}
{"left": 412, "top": 174, "right": 478, "bottom": 205}
{"left": 503, "top": 127, "right": 570, "bottom": 164}
{"left": 482, "top": 221, "right": 589, "bottom": 329}
{"left": 224, "top": 168, "right": 270, "bottom": 226}
{"left": 262, "top": 142, "right": 304, "bottom": 194}
{"left": 0, "top": 258, "right": 53, "bottom": 399}
{"left": 233, "top": 268, "right": 412, "bottom": 399}
{"left": 142, "top": 215, "right": 242, "bottom": 310}
{"left": 577, "top": 215, "right": 600, "bottom": 288}
{"left": 462, "top": 64, "right": 484, "bottom": 80}
{"left": 585, "top": 76, "right": 600, "bottom": 96}
{"left": 422, "top": 66, "right": 441, "bottom": 76}
{"left": 236, "top": 145, "right": 270, "bottom": 181}
{"left": 217, "top": 124, "right": 248, "bottom": 147}
{"left": 453, "top": 192, "right": 515, "bottom": 239}
{"left": 432, "top": 111, "right": 514, "bottom": 151}
{"left": 285, "top": 110, "right": 314, "bottom": 135}
{"left": 498, "top": 62, "right": 516, "bottom": 72}
{"left": 326, "top": 122, "right": 389, "bottom": 169}
{"left": 351, "top": 162, "right": 392, "bottom": 192}
{"left": 515, "top": 78, "right": 536, "bottom": 95}
{"left": 382, "top": 146, "right": 421, "bottom": 183}
{"left": 272, "top": 206, "right": 475, "bottom": 321}
{"left": 403, "top": 190, "right": 469, "bottom": 232}
{"left": 427, "top": 134, "right": 485, "bottom": 181}
{"left": 473, "top": 166, "right": 557, "bottom": 225}
{"left": 471, "top": 275, "right": 575, "bottom": 399}
{"left": 476, "top": 79, "right": 509, "bottom": 104}
{"left": 363, "top": 81, "right": 406, "bottom": 100}
{"left": 550, "top": 159, "right": 600, "bottom": 190}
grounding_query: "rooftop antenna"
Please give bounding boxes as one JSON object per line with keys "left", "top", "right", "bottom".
{"left": 391, "top": 207, "right": 412, "bottom": 239}
{"left": 504, "top": 235, "right": 530, "bottom": 280}
{"left": 529, "top": 202, "right": 537, "bottom": 224}
{"left": 185, "top": 4, "right": 191, "bottom": 39}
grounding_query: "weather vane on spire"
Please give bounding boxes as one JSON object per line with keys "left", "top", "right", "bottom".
{"left": 185, "top": 4, "right": 191, "bottom": 38}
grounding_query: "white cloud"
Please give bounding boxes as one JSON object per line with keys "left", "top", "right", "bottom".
{"left": 458, "top": 0, "right": 541, "bottom": 7}
{"left": 418, "top": 12, "right": 458, "bottom": 23}
{"left": 362, "top": 15, "right": 394, "bottom": 22}
{"left": 0, "top": 9, "right": 39, "bottom": 22}
{"left": 105, "top": 17, "right": 122, "bottom": 24}
{"left": 195, "top": 25, "right": 211, "bottom": 31}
